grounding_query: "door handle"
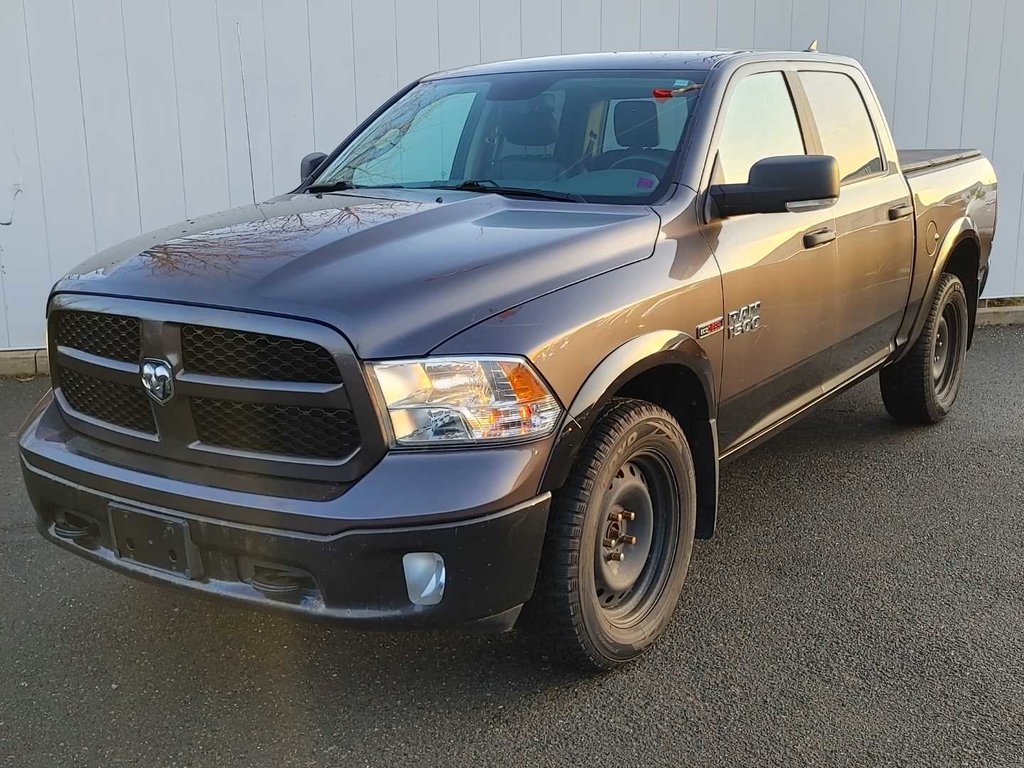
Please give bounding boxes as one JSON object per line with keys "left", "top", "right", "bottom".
{"left": 803, "top": 227, "right": 836, "bottom": 249}
{"left": 888, "top": 203, "right": 914, "bottom": 220}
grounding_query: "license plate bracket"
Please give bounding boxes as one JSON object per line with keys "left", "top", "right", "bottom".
{"left": 108, "top": 505, "right": 198, "bottom": 579}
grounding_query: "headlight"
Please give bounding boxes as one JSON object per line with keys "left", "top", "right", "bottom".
{"left": 369, "top": 356, "right": 561, "bottom": 446}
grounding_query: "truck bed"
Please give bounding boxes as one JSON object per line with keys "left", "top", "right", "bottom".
{"left": 898, "top": 149, "right": 982, "bottom": 176}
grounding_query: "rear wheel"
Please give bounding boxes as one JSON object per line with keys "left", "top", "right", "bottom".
{"left": 880, "top": 272, "right": 969, "bottom": 423}
{"left": 521, "top": 399, "right": 696, "bottom": 671}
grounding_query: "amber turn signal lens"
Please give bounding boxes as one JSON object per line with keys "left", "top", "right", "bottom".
{"left": 369, "top": 356, "right": 562, "bottom": 446}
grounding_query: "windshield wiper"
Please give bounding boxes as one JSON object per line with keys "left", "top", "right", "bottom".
{"left": 306, "top": 179, "right": 355, "bottom": 194}
{"left": 450, "top": 179, "right": 586, "bottom": 203}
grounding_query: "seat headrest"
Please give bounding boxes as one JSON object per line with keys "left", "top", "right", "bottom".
{"left": 498, "top": 101, "right": 558, "bottom": 147}
{"left": 614, "top": 100, "right": 659, "bottom": 148}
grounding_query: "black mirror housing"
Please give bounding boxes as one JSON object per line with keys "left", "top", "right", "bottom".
{"left": 710, "top": 155, "right": 840, "bottom": 218}
{"left": 300, "top": 152, "right": 328, "bottom": 183}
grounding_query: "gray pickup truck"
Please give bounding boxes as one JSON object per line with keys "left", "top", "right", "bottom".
{"left": 19, "top": 50, "right": 997, "bottom": 670}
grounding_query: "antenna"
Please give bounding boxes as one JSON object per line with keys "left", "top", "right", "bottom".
{"left": 236, "top": 23, "right": 257, "bottom": 205}
{"left": 806, "top": 39, "right": 819, "bottom": 52}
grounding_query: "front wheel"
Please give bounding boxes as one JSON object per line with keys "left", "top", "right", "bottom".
{"left": 880, "top": 272, "right": 970, "bottom": 423}
{"left": 521, "top": 399, "right": 696, "bottom": 671}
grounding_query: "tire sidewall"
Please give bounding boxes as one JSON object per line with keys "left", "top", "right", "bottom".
{"left": 925, "top": 276, "right": 969, "bottom": 418}
{"left": 576, "top": 410, "right": 696, "bottom": 664}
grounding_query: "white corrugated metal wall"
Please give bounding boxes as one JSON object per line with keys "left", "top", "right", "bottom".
{"left": 0, "top": 0, "right": 1021, "bottom": 350}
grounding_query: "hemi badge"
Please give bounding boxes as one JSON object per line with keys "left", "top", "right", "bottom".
{"left": 697, "top": 317, "right": 724, "bottom": 339}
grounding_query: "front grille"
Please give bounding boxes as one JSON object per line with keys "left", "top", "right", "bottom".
{"left": 59, "top": 368, "right": 156, "bottom": 434}
{"left": 53, "top": 311, "right": 141, "bottom": 363}
{"left": 181, "top": 325, "right": 342, "bottom": 383}
{"left": 191, "top": 399, "right": 359, "bottom": 459}
{"left": 49, "top": 302, "right": 371, "bottom": 476}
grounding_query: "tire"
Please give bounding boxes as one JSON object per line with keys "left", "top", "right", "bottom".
{"left": 521, "top": 398, "right": 696, "bottom": 671}
{"left": 880, "top": 272, "right": 970, "bottom": 424}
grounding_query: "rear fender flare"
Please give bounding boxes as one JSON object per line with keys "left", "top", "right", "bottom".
{"left": 899, "top": 216, "right": 980, "bottom": 357}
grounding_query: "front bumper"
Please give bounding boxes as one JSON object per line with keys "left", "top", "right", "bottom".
{"left": 19, "top": 396, "right": 552, "bottom": 630}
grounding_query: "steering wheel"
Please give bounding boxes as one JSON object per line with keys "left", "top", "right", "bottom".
{"left": 609, "top": 155, "right": 669, "bottom": 176}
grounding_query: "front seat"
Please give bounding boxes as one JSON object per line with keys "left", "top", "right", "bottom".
{"left": 593, "top": 100, "right": 672, "bottom": 171}
{"left": 488, "top": 101, "right": 563, "bottom": 182}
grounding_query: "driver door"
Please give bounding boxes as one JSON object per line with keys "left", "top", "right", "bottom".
{"left": 700, "top": 69, "right": 839, "bottom": 453}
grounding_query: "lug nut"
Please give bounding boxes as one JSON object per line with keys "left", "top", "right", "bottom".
{"left": 622, "top": 511, "right": 636, "bottom": 521}
{"left": 606, "top": 552, "right": 625, "bottom": 562}
{"left": 603, "top": 537, "right": 618, "bottom": 547}
{"left": 621, "top": 534, "right": 637, "bottom": 545}
{"left": 608, "top": 511, "right": 623, "bottom": 523}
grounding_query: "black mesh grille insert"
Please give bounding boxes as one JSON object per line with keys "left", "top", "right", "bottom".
{"left": 59, "top": 368, "right": 156, "bottom": 434}
{"left": 53, "top": 311, "right": 141, "bottom": 363}
{"left": 191, "top": 399, "right": 359, "bottom": 459}
{"left": 181, "top": 326, "right": 342, "bottom": 383}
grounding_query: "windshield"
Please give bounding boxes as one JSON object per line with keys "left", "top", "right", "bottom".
{"left": 310, "top": 69, "right": 705, "bottom": 204}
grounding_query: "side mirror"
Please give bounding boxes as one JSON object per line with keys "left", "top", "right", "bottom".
{"left": 300, "top": 152, "right": 328, "bottom": 183}
{"left": 710, "top": 155, "right": 840, "bottom": 218}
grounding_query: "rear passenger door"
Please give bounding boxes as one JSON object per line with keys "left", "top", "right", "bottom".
{"left": 797, "top": 68, "right": 915, "bottom": 386}
{"left": 700, "top": 68, "right": 839, "bottom": 453}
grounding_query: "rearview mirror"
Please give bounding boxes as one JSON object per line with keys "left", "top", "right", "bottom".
{"left": 300, "top": 152, "right": 328, "bottom": 183}
{"left": 710, "top": 155, "right": 839, "bottom": 218}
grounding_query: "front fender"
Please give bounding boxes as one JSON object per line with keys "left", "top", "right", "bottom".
{"left": 539, "top": 330, "right": 719, "bottom": 536}
{"left": 566, "top": 330, "right": 715, "bottom": 426}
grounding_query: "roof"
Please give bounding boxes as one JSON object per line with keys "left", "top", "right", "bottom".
{"left": 422, "top": 49, "right": 861, "bottom": 79}
{"left": 422, "top": 51, "right": 737, "bottom": 79}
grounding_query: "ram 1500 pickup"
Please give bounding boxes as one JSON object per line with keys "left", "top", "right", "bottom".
{"left": 19, "top": 50, "right": 997, "bottom": 670}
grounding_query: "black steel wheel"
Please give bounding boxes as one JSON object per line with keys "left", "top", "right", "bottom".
{"left": 521, "top": 399, "right": 696, "bottom": 671}
{"left": 880, "top": 272, "right": 970, "bottom": 424}
{"left": 931, "top": 297, "right": 964, "bottom": 409}
{"left": 594, "top": 454, "right": 680, "bottom": 626}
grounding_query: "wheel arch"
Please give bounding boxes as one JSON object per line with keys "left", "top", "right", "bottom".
{"left": 540, "top": 331, "right": 720, "bottom": 539}
{"left": 900, "top": 218, "right": 982, "bottom": 359}
{"left": 941, "top": 233, "right": 981, "bottom": 348}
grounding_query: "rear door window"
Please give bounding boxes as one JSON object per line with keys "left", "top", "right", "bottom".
{"left": 800, "top": 71, "right": 884, "bottom": 184}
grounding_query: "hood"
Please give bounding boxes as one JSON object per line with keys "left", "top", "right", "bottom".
{"left": 56, "top": 190, "right": 660, "bottom": 357}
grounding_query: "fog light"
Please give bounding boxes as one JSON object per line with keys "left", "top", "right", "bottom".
{"left": 402, "top": 552, "right": 446, "bottom": 606}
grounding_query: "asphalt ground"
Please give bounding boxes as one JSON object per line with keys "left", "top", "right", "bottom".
{"left": 1, "top": 326, "right": 1022, "bottom": 767}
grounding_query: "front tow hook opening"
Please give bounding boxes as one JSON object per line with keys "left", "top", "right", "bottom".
{"left": 249, "top": 565, "right": 312, "bottom": 604}
{"left": 53, "top": 512, "right": 99, "bottom": 545}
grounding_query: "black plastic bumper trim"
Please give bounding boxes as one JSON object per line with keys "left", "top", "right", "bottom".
{"left": 23, "top": 457, "right": 551, "bottom": 630}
